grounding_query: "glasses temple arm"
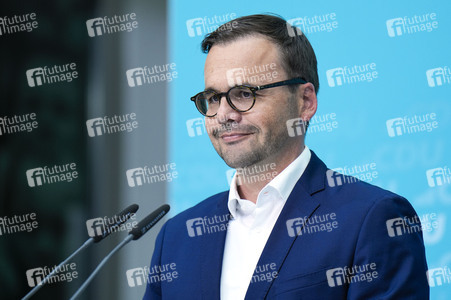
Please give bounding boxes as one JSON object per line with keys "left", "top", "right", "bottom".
{"left": 256, "top": 78, "right": 307, "bottom": 91}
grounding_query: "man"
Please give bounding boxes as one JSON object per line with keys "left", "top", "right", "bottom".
{"left": 144, "top": 14, "right": 429, "bottom": 299}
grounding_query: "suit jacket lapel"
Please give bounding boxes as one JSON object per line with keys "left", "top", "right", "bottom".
{"left": 199, "top": 192, "right": 230, "bottom": 299}
{"left": 244, "top": 150, "right": 327, "bottom": 300}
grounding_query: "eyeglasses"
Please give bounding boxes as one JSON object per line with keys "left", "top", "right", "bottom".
{"left": 190, "top": 77, "right": 308, "bottom": 117}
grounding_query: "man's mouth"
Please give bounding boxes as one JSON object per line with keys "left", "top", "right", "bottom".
{"left": 219, "top": 132, "right": 253, "bottom": 143}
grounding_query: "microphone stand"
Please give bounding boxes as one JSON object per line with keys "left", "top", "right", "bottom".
{"left": 69, "top": 235, "right": 134, "bottom": 300}
{"left": 22, "top": 238, "right": 94, "bottom": 300}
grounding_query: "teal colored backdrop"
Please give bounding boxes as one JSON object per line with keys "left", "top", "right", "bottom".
{"left": 168, "top": 1, "right": 451, "bottom": 298}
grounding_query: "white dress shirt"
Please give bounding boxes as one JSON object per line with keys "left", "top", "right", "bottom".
{"left": 220, "top": 146, "right": 312, "bottom": 300}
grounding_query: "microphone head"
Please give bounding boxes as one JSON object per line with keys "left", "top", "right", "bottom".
{"left": 130, "top": 204, "right": 170, "bottom": 240}
{"left": 93, "top": 203, "right": 139, "bottom": 243}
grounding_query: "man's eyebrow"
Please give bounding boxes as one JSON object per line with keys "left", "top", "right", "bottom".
{"left": 237, "top": 82, "right": 257, "bottom": 87}
{"left": 204, "top": 83, "right": 258, "bottom": 92}
{"left": 204, "top": 86, "right": 220, "bottom": 92}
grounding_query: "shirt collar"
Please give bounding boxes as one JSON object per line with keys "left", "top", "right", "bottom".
{"left": 228, "top": 146, "right": 312, "bottom": 218}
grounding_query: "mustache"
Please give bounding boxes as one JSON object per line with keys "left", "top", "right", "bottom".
{"left": 211, "top": 123, "right": 257, "bottom": 138}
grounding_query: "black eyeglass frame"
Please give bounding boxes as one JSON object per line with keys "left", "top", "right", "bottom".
{"left": 190, "top": 77, "right": 308, "bottom": 117}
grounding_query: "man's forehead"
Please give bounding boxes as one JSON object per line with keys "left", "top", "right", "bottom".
{"left": 204, "top": 36, "right": 283, "bottom": 87}
{"left": 206, "top": 36, "right": 279, "bottom": 66}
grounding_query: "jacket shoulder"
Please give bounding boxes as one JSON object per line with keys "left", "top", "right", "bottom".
{"left": 166, "top": 190, "right": 229, "bottom": 225}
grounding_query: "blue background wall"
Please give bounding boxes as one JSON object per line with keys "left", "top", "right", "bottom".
{"left": 168, "top": 1, "right": 451, "bottom": 298}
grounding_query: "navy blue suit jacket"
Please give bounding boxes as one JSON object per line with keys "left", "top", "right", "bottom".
{"left": 144, "top": 151, "right": 429, "bottom": 299}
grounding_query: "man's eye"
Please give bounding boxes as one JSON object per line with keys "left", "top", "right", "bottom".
{"left": 240, "top": 91, "right": 252, "bottom": 98}
{"left": 233, "top": 89, "right": 253, "bottom": 99}
{"left": 208, "top": 95, "right": 220, "bottom": 104}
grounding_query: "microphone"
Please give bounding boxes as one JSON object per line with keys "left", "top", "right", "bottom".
{"left": 22, "top": 204, "right": 139, "bottom": 300}
{"left": 69, "top": 204, "right": 170, "bottom": 300}
{"left": 130, "top": 204, "right": 170, "bottom": 240}
{"left": 93, "top": 204, "right": 139, "bottom": 243}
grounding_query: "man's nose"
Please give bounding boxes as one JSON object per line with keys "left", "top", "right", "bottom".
{"left": 215, "top": 95, "right": 241, "bottom": 124}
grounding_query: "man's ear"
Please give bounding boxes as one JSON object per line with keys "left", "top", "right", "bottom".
{"left": 299, "top": 82, "right": 317, "bottom": 122}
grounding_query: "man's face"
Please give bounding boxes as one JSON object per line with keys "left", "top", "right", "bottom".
{"left": 204, "top": 35, "right": 305, "bottom": 169}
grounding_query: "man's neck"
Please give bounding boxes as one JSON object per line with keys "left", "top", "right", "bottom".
{"left": 236, "top": 145, "right": 305, "bottom": 203}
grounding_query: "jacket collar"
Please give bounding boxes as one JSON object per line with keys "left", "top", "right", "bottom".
{"left": 198, "top": 150, "right": 327, "bottom": 299}
{"left": 198, "top": 191, "right": 230, "bottom": 299}
{"left": 245, "top": 150, "right": 327, "bottom": 299}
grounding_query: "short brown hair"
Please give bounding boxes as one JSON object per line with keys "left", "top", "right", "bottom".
{"left": 201, "top": 14, "right": 319, "bottom": 94}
